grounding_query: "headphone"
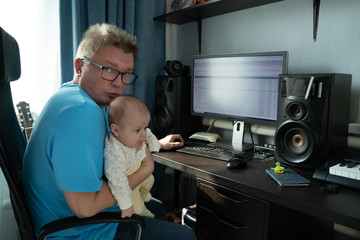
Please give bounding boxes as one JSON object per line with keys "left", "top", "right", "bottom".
{"left": 164, "top": 60, "right": 189, "bottom": 77}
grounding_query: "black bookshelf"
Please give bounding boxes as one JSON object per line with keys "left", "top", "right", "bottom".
{"left": 154, "top": 0, "right": 284, "bottom": 52}
{"left": 154, "top": 0, "right": 284, "bottom": 25}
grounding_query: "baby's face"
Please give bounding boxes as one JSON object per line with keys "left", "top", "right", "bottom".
{"left": 112, "top": 110, "right": 150, "bottom": 149}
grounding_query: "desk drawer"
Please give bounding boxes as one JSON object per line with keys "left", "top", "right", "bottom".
{"left": 198, "top": 179, "right": 269, "bottom": 234}
{"left": 197, "top": 206, "right": 263, "bottom": 240}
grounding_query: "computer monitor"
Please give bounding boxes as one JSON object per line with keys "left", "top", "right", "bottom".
{"left": 191, "top": 51, "right": 288, "bottom": 147}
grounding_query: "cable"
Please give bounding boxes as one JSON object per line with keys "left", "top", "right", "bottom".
{"left": 248, "top": 123, "right": 254, "bottom": 145}
{"left": 206, "top": 119, "right": 217, "bottom": 132}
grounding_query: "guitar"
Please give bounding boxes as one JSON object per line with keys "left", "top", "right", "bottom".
{"left": 16, "top": 101, "right": 34, "bottom": 142}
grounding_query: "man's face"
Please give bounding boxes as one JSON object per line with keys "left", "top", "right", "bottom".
{"left": 77, "top": 45, "right": 135, "bottom": 109}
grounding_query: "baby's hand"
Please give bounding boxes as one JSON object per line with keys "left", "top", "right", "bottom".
{"left": 121, "top": 206, "right": 135, "bottom": 218}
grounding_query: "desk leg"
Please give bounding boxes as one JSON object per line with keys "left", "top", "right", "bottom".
{"left": 174, "top": 169, "right": 180, "bottom": 209}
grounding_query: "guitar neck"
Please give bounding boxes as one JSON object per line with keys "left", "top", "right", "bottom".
{"left": 16, "top": 101, "right": 34, "bottom": 142}
{"left": 24, "top": 127, "right": 33, "bottom": 142}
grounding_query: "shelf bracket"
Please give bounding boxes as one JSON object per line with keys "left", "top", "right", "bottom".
{"left": 313, "top": 0, "right": 320, "bottom": 42}
{"left": 197, "top": 19, "right": 202, "bottom": 53}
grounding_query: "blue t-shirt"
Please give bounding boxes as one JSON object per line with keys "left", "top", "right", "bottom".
{"left": 23, "top": 82, "right": 119, "bottom": 239}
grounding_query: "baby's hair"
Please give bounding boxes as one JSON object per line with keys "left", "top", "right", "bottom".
{"left": 108, "top": 95, "right": 149, "bottom": 126}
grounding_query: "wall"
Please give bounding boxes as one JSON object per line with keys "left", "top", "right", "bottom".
{"left": 167, "top": 0, "right": 360, "bottom": 123}
{"left": 166, "top": 2, "right": 360, "bottom": 236}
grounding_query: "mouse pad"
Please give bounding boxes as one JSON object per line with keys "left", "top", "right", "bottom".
{"left": 266, "top": 169, "right": 310, "bottom": 187}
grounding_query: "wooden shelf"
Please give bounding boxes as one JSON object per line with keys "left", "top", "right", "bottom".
{"left": 154, "top": 0, "right": 284, "bottom": 25}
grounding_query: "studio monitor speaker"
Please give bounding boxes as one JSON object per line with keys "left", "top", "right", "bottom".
{"left": 275, "top": 73, "right": 351, "bottom": 169}
{"left": 153, "top": 75, "right": 201, "bottom": 139}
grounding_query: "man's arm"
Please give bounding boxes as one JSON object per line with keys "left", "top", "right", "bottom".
{"left": 63, "top": 180, "right": 116, "bottom": 218}
{"left": 127, "top": 147, "right": 154, "bottom": 190}
{"left": 64, "top": 148, "right": 154, "bottom": 218}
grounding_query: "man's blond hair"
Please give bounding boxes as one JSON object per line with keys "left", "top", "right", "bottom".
{"left": 76, "top": 23, "right": 138, "bottom": 60}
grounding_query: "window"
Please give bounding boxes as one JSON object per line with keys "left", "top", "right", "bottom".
{"left": 0, "top": 0, "right": 60, "bottom": 117}
{"left": 0, "top": 1, "right": 59, "bottom": 238}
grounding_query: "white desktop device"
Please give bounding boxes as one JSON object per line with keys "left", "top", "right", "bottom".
{"left": 189, "top": 132, "right": 222, "bottom": 143}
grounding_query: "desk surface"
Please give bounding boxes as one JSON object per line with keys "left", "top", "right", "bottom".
{"left": 154, "top": 151, "right": 360, "bottom": 231}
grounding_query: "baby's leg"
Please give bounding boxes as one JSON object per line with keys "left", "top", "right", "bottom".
{"left": 139, "top": 174, "right": 155, "bottom": 202}
{"left": 132, "top": 185, "right": 154, "bottom": 218}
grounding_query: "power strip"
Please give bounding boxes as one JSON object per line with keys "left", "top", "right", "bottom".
{"left": 254, "top": 145, "right": 276, "bottom": 159}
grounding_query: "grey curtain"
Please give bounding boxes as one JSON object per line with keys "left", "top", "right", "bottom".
{"left": 59, "top": 0, "right": 166, "bottom": 115}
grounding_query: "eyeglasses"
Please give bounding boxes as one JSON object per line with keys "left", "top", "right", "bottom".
{"left": 80, "top": 57, "right": 138, "bottom": 85}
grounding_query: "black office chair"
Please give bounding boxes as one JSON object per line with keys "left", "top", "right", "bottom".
{"left": 0, "top": 26, "right": 145, "bottom": 240}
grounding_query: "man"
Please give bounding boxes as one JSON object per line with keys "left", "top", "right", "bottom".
{"left": 23, "top": 23, "right": 195, "bottom": 240}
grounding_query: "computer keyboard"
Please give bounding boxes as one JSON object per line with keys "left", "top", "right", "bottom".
{"left": 176, "top": 141, "right": 252, "bottom": 161}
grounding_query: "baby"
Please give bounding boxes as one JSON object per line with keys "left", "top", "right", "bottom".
{"left": 104, "top": 95, "right": 160, "bottom": 218}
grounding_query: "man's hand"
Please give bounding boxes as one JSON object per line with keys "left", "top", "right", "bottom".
{"left": 159, "top": 134, "right": 184, "bottom": 150}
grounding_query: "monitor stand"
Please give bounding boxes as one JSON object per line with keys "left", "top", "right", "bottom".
{"left": 232, "top": 121, "right": 245, "bottom": 150}
{"left": 209, "top": 121, "right": 253, "bottom": 152}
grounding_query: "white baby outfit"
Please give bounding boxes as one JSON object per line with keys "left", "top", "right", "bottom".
{"left": 104, "top": 128, "right": 160, "bottom": 218}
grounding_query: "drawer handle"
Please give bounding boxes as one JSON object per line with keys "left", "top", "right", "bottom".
{"left": 219, "top": 217, "right": 242, "bottom": 229}
{"left": 206, "top": 185, "right": 243, "bottom": 204}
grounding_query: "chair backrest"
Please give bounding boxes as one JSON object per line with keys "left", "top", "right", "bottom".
{"left": 0, "top": 27, "right": 36, "bottom": 240}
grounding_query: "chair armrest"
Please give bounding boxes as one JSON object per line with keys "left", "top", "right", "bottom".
{"left": 38, "top": 212, "right": 145, "bottom": 240}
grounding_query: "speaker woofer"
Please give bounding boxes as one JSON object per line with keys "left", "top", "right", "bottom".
{"left": 275, "top": 120, "right": 318, "bottom": 164}
{"left": 287, "top": 102, "right": 306, "bottom": 120}
{"left": 154, "top": 107, "right": 173, "bottom": 135}
{"left": 284, "top": 128, "right": 309, "bottom": 155}
{"left": 154, "top": 107, "right": 173, "bottom": 132}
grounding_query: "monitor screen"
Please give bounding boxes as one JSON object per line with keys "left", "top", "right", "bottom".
{"left": 191, "top": 51, "right": 288, "bottom": 125}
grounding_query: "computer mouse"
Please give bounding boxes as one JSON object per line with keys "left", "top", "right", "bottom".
{"left": 226, "top": 157, "right": 248, "bottom": 169}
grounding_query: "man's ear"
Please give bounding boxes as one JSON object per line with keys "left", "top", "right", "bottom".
{"left": 110, "top": 123, "right": 120, "bottom": 136}
{"left": 74, "top": 58, "right": 82, "bottom": 75}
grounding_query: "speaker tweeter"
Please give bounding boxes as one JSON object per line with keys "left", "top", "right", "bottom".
{"left": 287, "top": 102, "right": 306, "bottom": 120}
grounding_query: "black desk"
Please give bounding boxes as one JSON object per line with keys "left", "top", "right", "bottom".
{"left": 154, "top": 151, "right": 360, "bottom": 239}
